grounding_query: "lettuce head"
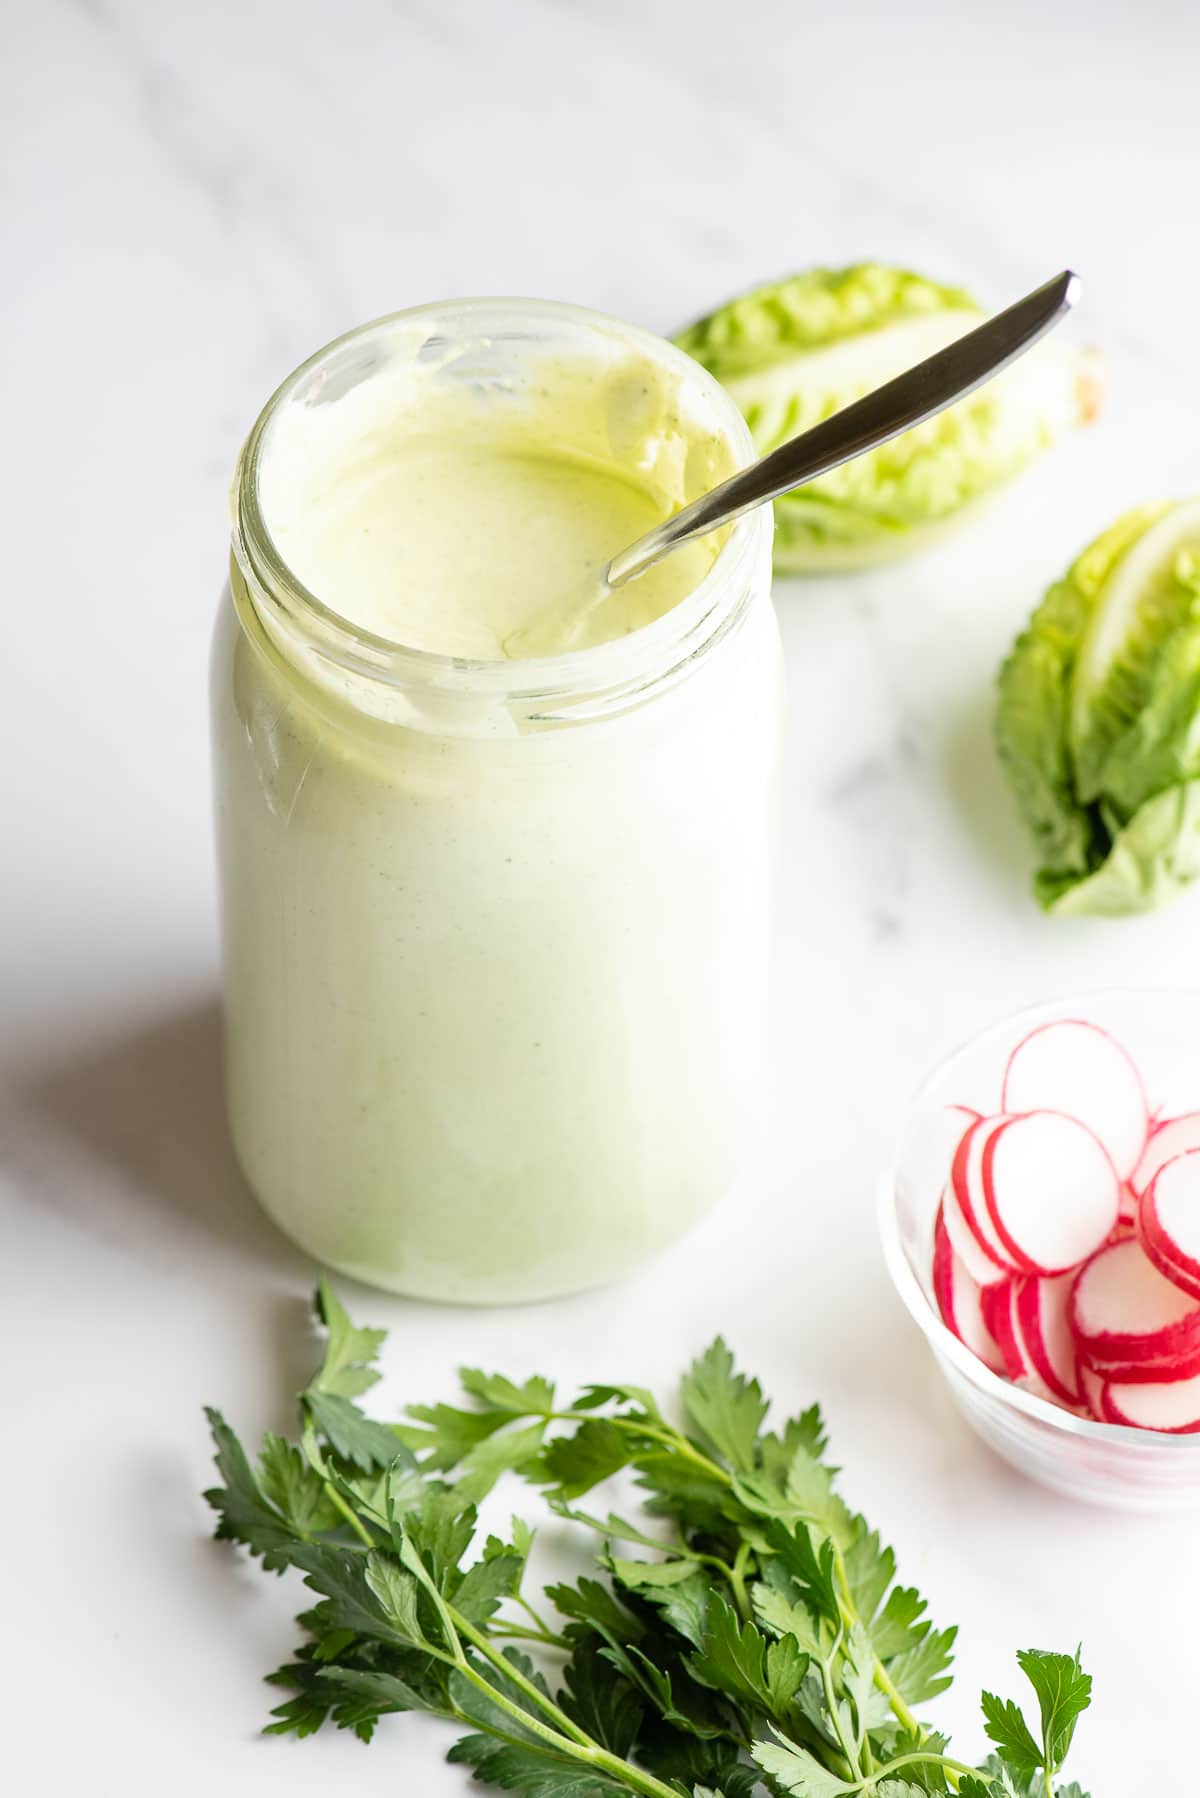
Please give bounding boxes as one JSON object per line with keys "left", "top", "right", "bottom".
{"left": 675, "top": 263, "right": 1100, "bottom": 572}
{"left": 997, "top": 498, "right": 1200, "bottom": 915}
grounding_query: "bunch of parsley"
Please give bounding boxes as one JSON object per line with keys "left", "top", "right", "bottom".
{"left": 204, "top": 1280, "right": 1093, "bottom": 1797}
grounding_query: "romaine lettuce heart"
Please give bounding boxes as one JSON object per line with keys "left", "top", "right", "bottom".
{"left": 997, "top": 498, "right": 1200, "bottom": 915}
{"left": 676, "top": 263, "right": 1099, "bottom": 572}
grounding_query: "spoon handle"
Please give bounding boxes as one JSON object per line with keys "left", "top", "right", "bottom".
{"left": 606, "top": 268, "right": 1081, "bottom": 588}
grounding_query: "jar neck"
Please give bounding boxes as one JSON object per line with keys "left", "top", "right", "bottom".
{"left": 230, "top": 298, "right": 771, "bottom": 731}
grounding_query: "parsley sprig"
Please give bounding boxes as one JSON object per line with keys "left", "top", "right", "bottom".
{"left": 204, "top": 1280, "right": 1093, "bottom": 1797}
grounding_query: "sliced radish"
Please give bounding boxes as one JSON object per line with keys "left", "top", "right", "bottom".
{"left": 1070, "top": 1237, "right": 1200, "bottom": 1364}
{"left": 1001, "top": 1018, "right": 1149, "bottom": 1180}
{"left": 1140, "top": 1211, "right": 1200, "bottom": 1303}
{"left": 950, "top": 1117, "right": 1021, "bottom": 1272}
{"left": 941, "top": 1180, "right": 1009, "bottom": 1287}
{"left": 981, "top": 1279, "right": 1028, "bottom": 1379}
{"left": 1015, "top": 1275, "right": 1083, "bottom": 1405}
{"left": 1079, "top": 1339, "right": 1200, "bottom": 1384}
{"left": 1079, "top": 1361, "right": 1107, "bottom": 1420}
{"left": 1103, "top": 1369, "right": 1200, "bottom": 1433}
{"left": 1132, "top": 1113, "right": 1200, "bottom": 1196}
{"left": 933, "top": 1206, "right": 1005, "bottom": 1374}
{"left": 1142, "top": 1152, "right": 1200, "bottom": 1288}
{"left": 981, "top": 1111, "right": 1119, "bottom": 1274}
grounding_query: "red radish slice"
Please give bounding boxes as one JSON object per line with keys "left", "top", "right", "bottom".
{"left": 1103, "top": 1369, "right": 1200, "bottom": 1432}
{"left": 1001, "top": 1018, "right": 1149, "bottom": 1180}
{"left": 942, "top": 1181, "right": 1009, "bottom": 1287}
{"left": 1070, "top": 1237, "right": 1200, "bottom": 1364}
{"left": 951, "top": 1117, "right": 1021, "bottom": 1272}
{"left": 981, "top": 1279, "right": 1028, "bottom": 1379}
{"left": 1079, "top": 1362, "right": 1107, "bottom": 1420}
{"left": 1132, "top": 1113, "right": 1200, "bottom": 1196}
{"left": 981, "top": 1112, "right": 1119, "bottom": 1274}
{"left": 1079, "top": 1339, "right": 1200, "bottom": 1384}
{"left": 1140, "top": 1202, "right": 1200, "bottom": 1302}
{"left": 1015, "top": 1275, "right": 1082, "bottom": 1405}
{"left": 1142, "top": 1152, "right": 1200, "bottom": 1287}
{"left": 933, "top": 1207, "right": 1005, "bottom": 1374}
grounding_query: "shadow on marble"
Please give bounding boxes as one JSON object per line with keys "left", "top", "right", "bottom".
{"left": 9, "top": 998, "right": 302, "bottom": 1273}
{"left": 940, "top": 692, "right": 1032, "bottom": 885}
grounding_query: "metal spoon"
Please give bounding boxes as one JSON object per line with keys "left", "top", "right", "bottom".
{"left": 515, "top": 268, "right": 1079, "bottom": 654}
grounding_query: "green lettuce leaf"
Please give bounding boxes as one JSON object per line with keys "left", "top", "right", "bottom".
{"left": 996, "top": 498, "right": 1200, "bottom": 914}
{"left": 675, "top": 264, "right": 1097, "bottom": 571}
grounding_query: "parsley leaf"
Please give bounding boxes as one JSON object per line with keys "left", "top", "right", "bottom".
{"left": 681, "top": 1339, "right": 769, "bottom": 1474}
{"left": 751, "top": 1739, "right": 859, "bottom": 1796}
{"left": 311, "top": 1277, "right": 386, "bottom": 1398}
{"left": 1016, "top": 1647, "right": 1092, "bottom": 1773}
{"left": 542, "top": 1420, "right": 636, "bottom": 1497}
{"left": 203, "top": 1407, "right": 303, "bottom": 1572}
{"left": 687, "top": 1593, "right": 810, "bottom": 1724}
{"left": 981, "top": 1686, "right": 1043, "bottom": 1777}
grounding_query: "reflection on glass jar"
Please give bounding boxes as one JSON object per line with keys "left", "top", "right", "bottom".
{"left": 212, "top": 299, "right": 783, "bottom": 1303}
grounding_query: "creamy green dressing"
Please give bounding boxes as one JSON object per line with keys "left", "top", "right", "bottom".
{"left": 258, "top": 342, "right": 730, "bottom": 660}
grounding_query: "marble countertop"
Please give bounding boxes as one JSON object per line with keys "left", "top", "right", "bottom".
{"left": 6, "top": 1, "right": 1199, "bottom": 1789}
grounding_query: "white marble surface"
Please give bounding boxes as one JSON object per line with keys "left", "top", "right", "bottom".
{"left": 5, "top": 1, "right": 1200, "bottom": 1789}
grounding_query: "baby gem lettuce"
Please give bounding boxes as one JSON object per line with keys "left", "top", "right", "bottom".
{"left": 997, "top": 498, "right": 1200, "bottom": 914}
{"left": 676, "top": 264, "right": 1100, "bottom": 572}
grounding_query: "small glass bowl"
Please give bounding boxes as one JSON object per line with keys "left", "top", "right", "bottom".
{"left": 879, "top": 989, "right": 1200, "bottom": 1512}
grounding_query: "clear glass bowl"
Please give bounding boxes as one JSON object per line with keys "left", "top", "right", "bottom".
{"left": 879, "top": 989, "right": 1200, "bottom": 1512}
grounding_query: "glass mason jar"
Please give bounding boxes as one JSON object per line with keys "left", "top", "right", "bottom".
{"left": 213, "top": 300, "right": 782, "bottom": 1303}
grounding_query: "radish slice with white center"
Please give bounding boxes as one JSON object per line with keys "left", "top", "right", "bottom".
{"left": 982, "top": 1111, "right": 1119, "bottom": 1274}
{"left": 950, "top": 1117, "right": 1021, "bottom": 1272}
{"left": 1001, "top": 1019, "right": 1149, "bottom": 1180}
{"left": 1070, "top": 1237, "right": 1200, "bottom": 1364}
{"left": 942, "top": 1180, "right": 1009, "bottom": 1287}
{"left": 981, "top": 1279, "right": 1029, "bottom": 1380}
{"left": 933, "top": 1206, "right": 1005, "bottom": 1374}
{"left": 1142, "top": 1152, "right": 1200, "bottom": 1289}
{"left": 1132, "top": 1113, "right": 1200, "bottom": 1196}
{"left": 1015, "top": 1275, "right": 1082, "bottom": 1405}
{"left": 1103, "top": 1369, "right": 1200, "bottom": 1432}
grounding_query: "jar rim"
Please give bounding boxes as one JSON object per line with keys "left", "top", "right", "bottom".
{"left": 230, "top": 296, "right": 769, "bottom": 705}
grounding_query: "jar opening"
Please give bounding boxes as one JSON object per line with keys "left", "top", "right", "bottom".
{"left": 231, "top": 298, "right": 769, "bottom": 715}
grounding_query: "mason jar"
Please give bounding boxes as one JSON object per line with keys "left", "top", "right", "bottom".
{"left": 213, "top": 300, "right": 782, "bottom": 1303}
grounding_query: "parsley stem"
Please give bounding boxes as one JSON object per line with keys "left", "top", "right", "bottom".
{"left": 866, "top": 1636, "right": 919, "bottom": 1734}
{"left": 296, "top": 1422, "right": 378, "bottom": 1551}
{"left": 549, "top": 1410, "right": 728, "bottom": 1482}
{"left": 828, "top": 1540, "right": 921, "bottom": 1738}
{"left": 455, "top": 1615, "right": 595, "bottom": 1749}
{"left": 322, "top": 1481, "right": 375, "bottom": 1549}
{"left": 728, "top": 1539, "right": 753, "bottom": 1622}
{"left": 872, "top": 1749, "right": 981, "bottom": 1783}
{"left": 514, "top": 1591, "right": 562, "bottom": 1640}
{"left": 455, "top": 1660, "right": 682, "bottom": 1798}
{"left": 490, "top": 1620, "right": 570, "bottom": 1650}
